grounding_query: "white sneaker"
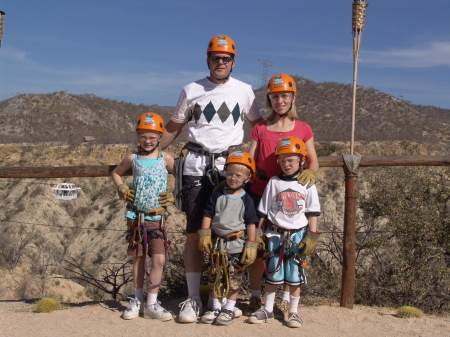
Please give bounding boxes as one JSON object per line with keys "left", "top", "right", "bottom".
{"left": 286, "top": 312, "right": 303, "bottom": 328}
{"left": 200, "top": 309, "right": 220, "bottom": 324}
{"left": 122, "top": 298, "right": 142, "bottom": 320}
{"left": 178, "top": 297, "right": 202, "bottom": 323}
{"left": 144, "top": 302, "right": 172, "bottom": 321}
{"left": 221, "top": 297, "right": 242, "bottom": 318}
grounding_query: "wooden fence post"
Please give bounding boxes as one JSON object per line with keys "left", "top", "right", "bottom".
{"left": 340, "top": 154, "right": 360, "bottom": 308}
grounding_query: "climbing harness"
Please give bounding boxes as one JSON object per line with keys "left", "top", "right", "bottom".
{"left": 128, "top": 208, "right": 171, "bottom": 287}
{"left": 206, "top": 231, "right": 246, "bottom": 299}
{"left": 173, "top": 142, "right": 242, "bottom": 210}
{"left": 262, "top": 223, "right": 307, "bottom": 276}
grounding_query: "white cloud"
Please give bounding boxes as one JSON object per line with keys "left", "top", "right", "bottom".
{"left": 362, "top": 41, "right": 450, "bottom": 68}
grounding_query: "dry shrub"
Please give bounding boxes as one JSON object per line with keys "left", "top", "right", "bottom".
{"left": 35, "top": 297, "right": 61, "bottom": 313}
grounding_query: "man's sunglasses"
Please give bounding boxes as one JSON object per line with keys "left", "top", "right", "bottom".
{"left": 208, "top": 55, "right": 234, "bottom": 64}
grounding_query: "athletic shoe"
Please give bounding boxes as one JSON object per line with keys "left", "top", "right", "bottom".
{"left": 274, "top": 300, "right": 290, "bottom": 321}
{"left": 286, "top": 312, "right": 303, "bottom": 328}
{"left": 247, "top": 308, "right": 274, "bottom": 324}
{"left": 214, "top": 309, "right": 236, "bottom": 326}
{"left": 144, "top": 302, "right": 172, "bottom": 321}
{"left": 121, "top": 298, "right": 142, "bottom": 320}
{"left": 244, "top": 296, "right": 261, "bottom": 316}
{"left": 178, "top": 297, "right": 202, "bottom": 323}
{"left": 233, "top": 306, "right": 243, "bottom": 318}
{"left": 200, "top": 309, "right": 220, "bottom": 324}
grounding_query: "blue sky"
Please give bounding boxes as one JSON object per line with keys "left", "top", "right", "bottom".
{"left": 1, "top": 0, "right": 450, "bottom": 109}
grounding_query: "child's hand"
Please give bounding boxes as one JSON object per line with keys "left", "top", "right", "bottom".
{"left": 240, "top": 241, "right": 258, "bottom": 267}
{"left": 297, "top": 169, "right": 317, "bottom": 188}
{"left": 255, "top": 228, "right": 265, "bottom": 252}
{"left": 298, "top": 230, "right": 320, "bottom": 256}
{"left": 118, "top": 185, "right": 135, "bottom": 203}
{"left": 198, "top": 229, "right": 213, "bottom": 254}
{"left": 158, "top": 192, "right": 175, "bottom": 207}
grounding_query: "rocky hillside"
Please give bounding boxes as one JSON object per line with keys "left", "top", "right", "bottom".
{"left": 0, "top": 76, "right": 449, "bottom": 148}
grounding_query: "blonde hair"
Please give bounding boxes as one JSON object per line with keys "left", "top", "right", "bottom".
{"left": 226, "top": 163, "right": 251, "bottom": 179}
{"left": 266, "top": 95, "right": 299, "bottom": 121}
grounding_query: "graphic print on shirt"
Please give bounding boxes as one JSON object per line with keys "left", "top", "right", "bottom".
{"left": 191, "top": 101, "right": 241, "bottom": 124}
{"left": 272, "top": 188, "right": 306, "bottom": 218}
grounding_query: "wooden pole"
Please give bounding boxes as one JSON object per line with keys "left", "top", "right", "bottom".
{"left": 340, "top": 167, "right": 358, "bottom": 308}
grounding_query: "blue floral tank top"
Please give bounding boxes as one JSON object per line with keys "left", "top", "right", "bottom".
{"left": 125, "top": 152, "right": 167, "bottom": 220}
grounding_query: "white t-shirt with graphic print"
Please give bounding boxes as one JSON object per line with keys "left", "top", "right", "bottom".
{"left": 258, "top": 176, "right": 321, "bottom": 231}
{"left": 171, "top": 76, "right": 261, "bottom": 176}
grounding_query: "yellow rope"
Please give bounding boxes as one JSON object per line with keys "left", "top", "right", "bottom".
{"left": 213, "top": 250, "right": 230, "bottom": 299}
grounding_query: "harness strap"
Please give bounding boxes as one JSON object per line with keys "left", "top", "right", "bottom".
{"left": 140, "top": 212, "right": 170, "bottom": 287}
{"left": 184, "top": 142, "right": 242, "bottom": 158}
{"left": 256, "top": 167, "right": 269, "bottom": 181}
{"left": 213, "top": 230, "right": 246, "bottom": 243}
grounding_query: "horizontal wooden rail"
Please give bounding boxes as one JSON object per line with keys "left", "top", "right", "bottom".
{"left": 0, "top": 155, "right": 448, "bottom": 178}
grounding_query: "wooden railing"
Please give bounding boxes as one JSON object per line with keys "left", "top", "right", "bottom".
{"left": 1, "top": 154, "right": 449, "bottom": 308}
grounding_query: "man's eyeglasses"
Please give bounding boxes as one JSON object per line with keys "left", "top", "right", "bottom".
{"left": 269, "top": 93, "right": 293, "bottom": 102}
{"left": 209, "top": 55, "right": 234, "bottom": 64}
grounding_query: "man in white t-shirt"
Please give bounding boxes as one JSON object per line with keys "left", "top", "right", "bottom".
{"left": 160, "top": 35, "right": 262, "bottom": 323}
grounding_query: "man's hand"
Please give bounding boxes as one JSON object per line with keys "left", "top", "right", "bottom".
{"left": 240, "top": 241, "right": 258, "bottom": 268}
{"left": 297, "top": 169, "right": 317, "bottom": 188}
{"left": 198, "top": 229, "right": 213, "bottom": 254}
{"left": 298, "top": 230, "right": 320, "bottom": 257}
{"left": 158, "top": 192, "right": 175, "bottom": 207}
{"left": 118, "top": 185, "right": 135, "bottom": 203}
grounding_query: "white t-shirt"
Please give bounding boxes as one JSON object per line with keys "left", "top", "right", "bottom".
{"left": 258, "top": 176, "right": 321, "bottom": 231}
{"left": 171, "top": 77, "right": 261, "bottom": 176}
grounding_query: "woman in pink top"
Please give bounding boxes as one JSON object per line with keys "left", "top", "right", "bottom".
{"left": 244, "top": 73, "right": 319, "bottom": 319}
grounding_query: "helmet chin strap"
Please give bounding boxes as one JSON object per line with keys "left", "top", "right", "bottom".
{"left": 274, "top": 102, "right": 293, "bottom": 118}
{"left": 208, "top": 66, "right": 233, "bottom": 82}
{"left": 279, "top": 168, "right": 302, "bottom": 181}
{"left": 225, "top": 182, "right": 245, "bottom": 194}
{"left": 137, "top": 144, "right": 158, "bottom": 156}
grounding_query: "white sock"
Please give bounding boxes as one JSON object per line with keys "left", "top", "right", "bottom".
{"left": 186, "top": 272, "right": 201, "bottom": 300}
{"left": 251, "top": 290, "right": 261, "bottom": 298}
{"left": 263, "top": 291, "right": 276, "bottom": 312}
{"left": 282, "top": 291, "right": 290, "bottom": 302}
{"left": 289, "top": 295, "right": 300, "bottom": 313}
{"left": 223, "top": 299, "right": 236, "bottom": 311}
{"left": 212, "top": 297, "right": 221, "bottom": 310}
{"left": 147, "top": 292, "right": 158, "bottom": 306}
{"left": 135, "top": 288, "right": 144, "bottom": 302}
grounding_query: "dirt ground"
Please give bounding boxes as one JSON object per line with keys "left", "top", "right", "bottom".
{"left": 1, "top": 297, "right": 449, "bottom": 337}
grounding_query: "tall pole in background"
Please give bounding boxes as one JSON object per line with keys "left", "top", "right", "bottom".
{"left": 340, "top": 0, "right": 368, "bottom": 309}
{"left": 0, "top": 11, "right": 5, "bottom": 50}
{"left": 258, "top": 59, "right": 274, "bottom": 87}
{"left": 350, "top": 1, "right": 368, "bottom": 154}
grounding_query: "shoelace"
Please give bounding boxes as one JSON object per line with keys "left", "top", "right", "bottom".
{"left": 253, "top": 309, "right": 272, "bottom": 323}
{"left": 179, "top": 298, "right": 198, "bottom": 312}
{"left": 289, "top": 313, "right": 303, "bottom": 324}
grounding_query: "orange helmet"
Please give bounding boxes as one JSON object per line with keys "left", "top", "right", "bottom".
{"left": 207, "top": 35, "right": 236, "bottom": 56}
{"left": 275, "top": 137, "right": 308, "bottom": 159}
{"left": 224, "top": 151, "right": 256, "bottom": 179}
{"left": 136, "top": 113, "right": 165, "bottom": 133}
{"left": 267, "top": 74, "right": 296, "bottom": 94}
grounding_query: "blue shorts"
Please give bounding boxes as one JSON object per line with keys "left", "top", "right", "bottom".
{"left": 265, "top": 229, "right": 307, "bottom": 287}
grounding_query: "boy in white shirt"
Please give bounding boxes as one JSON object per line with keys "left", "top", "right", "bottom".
{"left": 248, "top": 136, "right": 321, "bottom": 328}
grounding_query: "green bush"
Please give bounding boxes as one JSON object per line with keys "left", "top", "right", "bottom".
{"left": 397, "top": 306, "right": 423, "bottom": 318}
{"left": 35, "top": 297, "right": 61, "bottom": 313}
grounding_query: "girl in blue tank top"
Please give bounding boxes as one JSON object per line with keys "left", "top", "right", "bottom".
{"left": 112, "top": 113, "right": 175, "bottom": 321}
